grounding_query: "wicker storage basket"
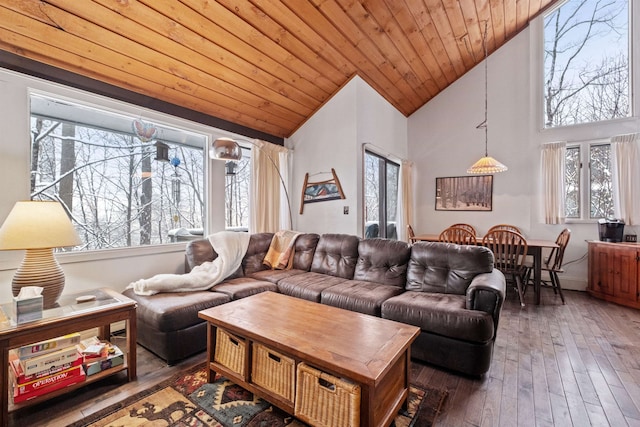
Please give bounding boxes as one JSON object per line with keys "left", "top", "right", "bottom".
{"left": 251, "top": 343, "right": 296, "bottom": 402}
{"left": 294, "top": 363, "right": 361, "bottom": 427}
{"left": 214, "top": 328, "right": 247, "bottom": 378}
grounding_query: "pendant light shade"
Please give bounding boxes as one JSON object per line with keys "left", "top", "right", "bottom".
{"left": 468, "top": 21, "right": 507, "bottom": 175}
{"left": 210, "top": 137, "right": 242, "bottom": 161}
{"left": 467, "top": 156, "right": 508, "bottom": 174}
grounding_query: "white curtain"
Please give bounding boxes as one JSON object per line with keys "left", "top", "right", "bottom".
{"left": 541, "top": 142, "right": 566, "bottom": 224}
{"left": 611, "top": 133, "right": 640, "bottom": 225}
{"left": 397, "top": 160, "right": 414, "bottom": 242}
{"left": 249, "top": 140, "right": 291, "bottom": 233}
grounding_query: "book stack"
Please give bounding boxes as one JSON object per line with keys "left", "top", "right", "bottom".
{"left": 9, "top": 333, "right": 85, "bottom": 403}
{"left": 77, "top": 337, "right": 124, "bottom": 376}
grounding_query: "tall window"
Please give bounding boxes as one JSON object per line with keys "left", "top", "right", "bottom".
{"left": 565, "top": 142, "right": 613, "bottom": 219}
{"left": 224, "top": 147, "right": 250, "bottom": 231}
{"left": 364, "top": 151, "right": 399, "bottom": 239}
{"left": 544, "top": 0, "right": 630, "bottom": 128}
{"left": 30, "top": 93, "right": 206, "bottom": 251}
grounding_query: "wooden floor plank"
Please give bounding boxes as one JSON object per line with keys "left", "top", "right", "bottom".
{"left": 548, "top": 391, "right": 572, "bottom": 426}
{"left": 610, "top": 383, "right": 640, "bottom": 421}
{"left": 480, "top": 376, "right": 503, "bottom": 427}
{"left": 585, "top": 401, "right": 611, "bottom": 426}
{"left": 589, "top": 370, "right": 634, "bottom": 425}
{"left": 565, "top": 390, "right": 594, "bottom": 426}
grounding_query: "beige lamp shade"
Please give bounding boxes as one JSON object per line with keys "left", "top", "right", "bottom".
{"left": 0, "top": 201, "right": 81, "bottom": 308}
{"left": 0, "top": 201, "right": 81, "bottom": 249}
{"left": 467, "top": 156, "right": 508, "bottom": 174}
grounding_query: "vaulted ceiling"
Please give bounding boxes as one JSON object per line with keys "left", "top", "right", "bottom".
{"left": 0, "top": 0, "right": 557, "bottom": 138}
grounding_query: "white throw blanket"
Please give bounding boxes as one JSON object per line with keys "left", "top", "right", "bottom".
{"left": 127, "top": 231, "right": 250, "bottom": 296}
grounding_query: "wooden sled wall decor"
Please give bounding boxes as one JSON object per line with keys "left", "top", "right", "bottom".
{"left": 300, "top": 168, "right": 346, "bottom": 214}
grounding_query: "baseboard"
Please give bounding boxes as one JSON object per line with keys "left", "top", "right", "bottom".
{"left": 111, "top": 320, "right": 126, "bottom": 334}
{"left": 77, "top": 320, "right": 126, "bottom": 341}
{"left": 557, "top": 277, "right": 587, "bottom": 292}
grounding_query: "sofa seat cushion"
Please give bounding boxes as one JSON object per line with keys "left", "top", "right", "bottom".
{"left": 249, "top": 269, "right": 308, "bottom": 284}
{"left": 381, "top": 291, "right": 494, "bottom": 343}
{"left": 122, "top": 289, "right": 230, "bottom": 332}
{"left": 277, "top": 272, "right": 348, "bottom": 302}
{"left": 320, "top": 281, "right": 404, "bottom": 316}
{"left": 211, "top": 277, "right": 278, "bottom": 300}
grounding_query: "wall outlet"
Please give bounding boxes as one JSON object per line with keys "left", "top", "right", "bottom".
{"left": 625, "top": 234, "right": 637, "bottom": 242}
{"left": 343, "top": 206, "right": 349, "bottom": 215}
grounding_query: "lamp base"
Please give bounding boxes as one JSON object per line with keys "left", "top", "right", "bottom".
{"left": 11, "top": 248, "right": 65, "bottom": 309}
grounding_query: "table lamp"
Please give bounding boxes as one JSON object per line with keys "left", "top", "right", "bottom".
{"left": 0, "top": 201, "right": 81, "bottom": 308}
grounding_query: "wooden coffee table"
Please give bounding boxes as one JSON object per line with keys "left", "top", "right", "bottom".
{"left": 198, "top": 291, "right": 419, "bottom": 427}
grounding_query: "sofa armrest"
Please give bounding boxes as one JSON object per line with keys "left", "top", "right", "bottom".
{"left": 466, "top": 269, "right": 506, "bottom": 331}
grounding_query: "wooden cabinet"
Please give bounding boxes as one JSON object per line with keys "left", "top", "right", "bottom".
{"left": 588, "top": 241, "right": 640, "bottom": 308}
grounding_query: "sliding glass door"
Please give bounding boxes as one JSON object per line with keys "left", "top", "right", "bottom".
{"left": 364, "top": 151, "right": 399, "bottom": 239}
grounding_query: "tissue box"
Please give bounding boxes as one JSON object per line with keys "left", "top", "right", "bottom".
{"left": 14, "top": 296, "right": 43, "bottom": 324}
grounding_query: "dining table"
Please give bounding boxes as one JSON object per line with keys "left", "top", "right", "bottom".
{"left": 413, "top": 234, "right": 559, "bottom": 305}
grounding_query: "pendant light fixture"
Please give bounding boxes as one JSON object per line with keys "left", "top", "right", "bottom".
{"left": 467, "top": 21, "right": 508, "bottom": 174}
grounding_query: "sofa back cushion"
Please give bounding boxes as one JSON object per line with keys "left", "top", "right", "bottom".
{"left": 185, "top": 239, "right": 216, "bottom": 272}
{"left": 406, "top": 242, "right": 494, "bottom": 294}
{"left": 354, "top": 238, "right": 411, "bottom": 287}
{"left": 310, "top": 234, "right": 360, "bottom": 279}
{"left": 291, "top": 233, "right": 320, "bottom": 270}
{"left": 242, "top": 232, "right": 275, "bottom": 275}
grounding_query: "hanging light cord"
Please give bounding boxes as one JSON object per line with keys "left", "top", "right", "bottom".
{"left": 476, "top": 20, "right": 489, "bottom": 157}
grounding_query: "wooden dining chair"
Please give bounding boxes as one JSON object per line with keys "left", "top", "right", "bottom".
{"left": 483, "top": 229, "right": 528, "bottom": 307}
{"left": 407, "top": 224, "right": 417, "bottom": 244}
{"left": 439, "top": 226, "right": 477, "bottom": 245}
{"left": 524, "top": 228, "right": 571, "bottom": 304}
{"left": 449, "top": 223, "right": 476, "bottom": 236}
{"left": 488, "top": 224, "right": 522, "bottom": 234}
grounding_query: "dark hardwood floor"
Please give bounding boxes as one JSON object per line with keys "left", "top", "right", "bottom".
{"left": 10, "top": 289, "right": 640, "bottom": 426}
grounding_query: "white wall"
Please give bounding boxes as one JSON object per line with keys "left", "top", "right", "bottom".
{"left": 408, "top": 18, "right": 640, "bottom": 290}
{"left": 287, "top": 76, "right": 408, "bottom": 236}
{"left": 0, "top": 68, "right": 231, "bottom": 303}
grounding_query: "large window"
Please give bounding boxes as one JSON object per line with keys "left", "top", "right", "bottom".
{"left": 565, "top": 142, "right": 614, "bottom": 219}
{"left": 30, "top": 93, "right": 206, "bottom": 251}
{"left": 364, "top": 151, "right": 399, "bottom": 239}
{"left": 544, "top": 0, "right": 630, "bottom": 128}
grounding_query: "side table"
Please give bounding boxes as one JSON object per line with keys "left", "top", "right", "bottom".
{"left": 0, "top": 287, "right": 137, "bottom": 427}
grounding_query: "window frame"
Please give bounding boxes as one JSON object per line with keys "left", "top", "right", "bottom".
{"left": 541, "top": 0, "right": 633, "bottom": 130}
{"left": 564, "top": 139, "right": 613, "bottom": 223}
{"left": 27, "top": 88, "right": 215, "bottom": 257}
{"left": 363, "top": 149, "right": 400, "bottom": 240}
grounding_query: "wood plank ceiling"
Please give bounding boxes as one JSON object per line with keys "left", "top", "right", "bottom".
{"left": 0, "top": 0, "right": 558, "bottom": 138}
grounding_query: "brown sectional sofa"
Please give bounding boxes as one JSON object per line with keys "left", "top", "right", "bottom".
{"left": 122, "top": 232, "right": 506, "bottom": 376}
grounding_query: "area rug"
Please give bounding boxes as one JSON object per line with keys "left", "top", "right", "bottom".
{"left": 70, "top": 364, "right": 447, "bottom": 427}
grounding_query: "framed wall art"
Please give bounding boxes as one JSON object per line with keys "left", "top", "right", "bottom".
{"left": 299, "top": 168, "right": 345, "bottom": 214}
{"left": 435, "top": 175, "right": 493, "bottom": 211}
